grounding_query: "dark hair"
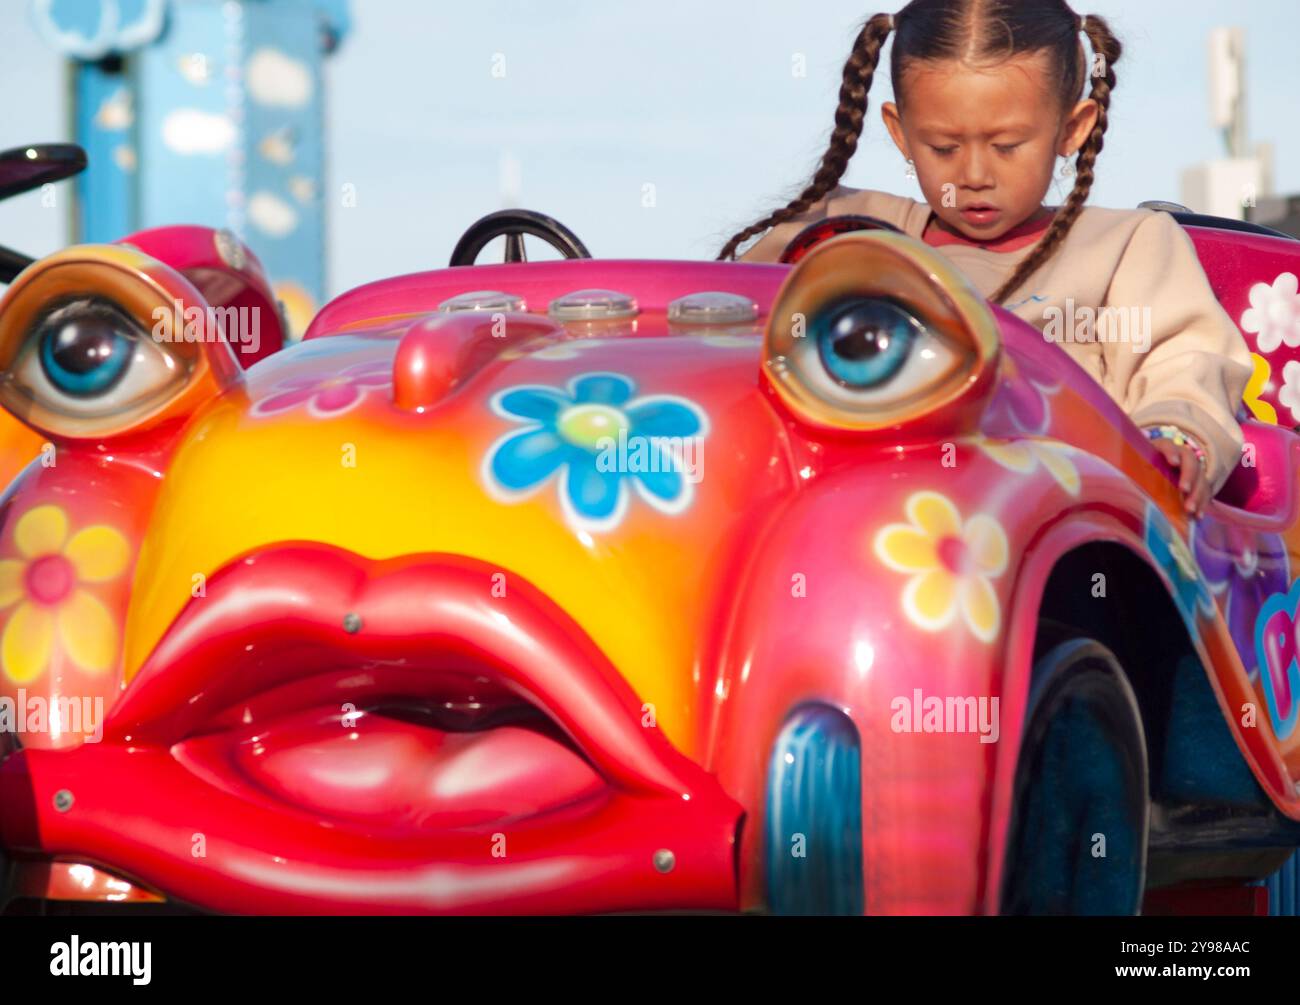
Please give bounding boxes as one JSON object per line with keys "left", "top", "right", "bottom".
{"left": 718, "top": 1, "right": 1122, "bottom": 306}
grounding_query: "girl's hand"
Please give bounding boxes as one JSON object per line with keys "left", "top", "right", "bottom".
{"left": 1149, "top": 437, "right": 1211, "bottom": 516}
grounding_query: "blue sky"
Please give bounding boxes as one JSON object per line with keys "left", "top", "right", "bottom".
{"left": 1, "top": 0, "right": 1298, "bottom": 298}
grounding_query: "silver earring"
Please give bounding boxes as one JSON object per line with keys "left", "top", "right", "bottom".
{"left": 1059, "top": 158, "right": 1076, "bottom": 179}
{"left": 904, "top": 158, "right": 916, "bottom": 179}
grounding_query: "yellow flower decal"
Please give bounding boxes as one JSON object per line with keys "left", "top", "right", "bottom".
{"left": 1243, "top": 352, "right": 1278, "bottom": 425}
{"left": 0, "top": 505, "right": 129, "bottom": 684}
{"left": 1164, "top": 520, "right": 1200, "bottom": 584}
{"left": 874, "top": 491, "right": 1009, "bottom": 643}
{"left": 979, "top": 438, "right": 1081, "bottom": 496}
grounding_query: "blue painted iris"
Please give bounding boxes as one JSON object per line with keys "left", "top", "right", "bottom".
{"left": 814, "top": 297, "right": 924, "bottom": 389}
{"left": 37, "top": 310, "right": 134, "bottom": 398}
{"left": 485, "top": 371, "right": 707, "bottom": 530}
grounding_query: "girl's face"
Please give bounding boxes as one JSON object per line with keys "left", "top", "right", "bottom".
{"left": 880, "top": 52, "right": 1099, "bottom": 240}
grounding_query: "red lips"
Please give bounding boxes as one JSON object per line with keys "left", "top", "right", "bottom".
{"left": 108, "top": 545, "right": 702, "bottom": 797}
{"left": 2, "top": 545, "right": 744, "bottom": 913}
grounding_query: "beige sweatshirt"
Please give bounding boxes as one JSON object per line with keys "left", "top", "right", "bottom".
{"left": 742, "top": 186, "right": 1254, "bottom": 490}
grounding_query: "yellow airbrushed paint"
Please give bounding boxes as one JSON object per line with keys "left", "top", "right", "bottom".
{"left": 120, "top": 372, "right": 735, "bottom": 756}
{"left": 0, "top": 414, "right": 44, "bottom": 488}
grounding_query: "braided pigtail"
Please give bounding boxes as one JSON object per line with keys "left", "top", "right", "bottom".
{"left": 990, "top": 12, "right": 1122, "bottom": 304}
{"left": 716, "top": 13, "right": 895, "bottom": 261}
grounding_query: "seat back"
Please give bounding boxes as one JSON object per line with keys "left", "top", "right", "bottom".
{"left": 1186, "top": 225, "right": 1300, "bottom": 429}
{"left": 1185, "top": 225, "right": 1300, "bottom": 521}
{"left": 1215, "top": 420, "right": 1300, "bottom": 526}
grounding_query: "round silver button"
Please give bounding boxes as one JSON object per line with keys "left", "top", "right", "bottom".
{"left": 438, "top": 290, "right": 527, "bottom": 313}
{"left": 667, "top": 291, "right": 759, "bottom": 325}
{"left": 548, "top": 288, "right": 639, "bottom": 321}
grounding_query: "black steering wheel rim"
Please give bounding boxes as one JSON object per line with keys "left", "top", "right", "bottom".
{"left": 449, "top": 209, "right": 592, "bottom": 267}
{"left": 778, "top": 214, "right": 905, "bottom": 264}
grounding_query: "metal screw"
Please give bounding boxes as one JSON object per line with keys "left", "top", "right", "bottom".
{"left": 53, "top": 789, "right": 73, "bottom": 812}
{"left": 342, "top": 612, "right": 363, "bottom": 634}
{"left": 653, "top": 849, "right": 675, "bottom": 874}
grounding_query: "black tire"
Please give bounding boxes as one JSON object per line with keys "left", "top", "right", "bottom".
{"left": 1000, "top": 637, "right": 1149, "bottom": 915}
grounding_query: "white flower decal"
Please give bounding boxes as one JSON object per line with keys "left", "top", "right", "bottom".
{"left": 1240, "top": 272, "right": 1300, "bottom": 354}
{"left": 1279, "top": 360, "right": 1300, "bottom": 424}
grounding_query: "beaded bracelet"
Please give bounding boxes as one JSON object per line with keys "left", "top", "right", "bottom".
{"left": 1145, "top": 424, "right": 1207, "bottom": 469}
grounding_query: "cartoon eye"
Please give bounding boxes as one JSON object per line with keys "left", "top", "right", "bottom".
{"left": 0, "top": 243, "right": 243, "bottom": 442}
{"left": 10, "top": 298, "right": 184, "bottom": 419}
{"left": 763, "top": 231, "right": 999, "bottom": 431}
{"left": 777, "top": 295, "right": 973, "bottom": 419}
{"left": 803, "top": 296, "right": 968, "bottom": 405}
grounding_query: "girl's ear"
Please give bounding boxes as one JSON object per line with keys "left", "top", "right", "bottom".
{"left": 1057, "top": 98, "right": 1100, "bottom": 158}
{"left": 880, "top": 102, "right": 911, "bottom": 160}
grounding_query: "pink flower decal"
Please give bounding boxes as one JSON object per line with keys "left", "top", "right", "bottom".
{"left": 252, "top": 360, "right": 392, "bottom": 418}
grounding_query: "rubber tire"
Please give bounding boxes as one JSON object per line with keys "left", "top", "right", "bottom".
{"left": 1000, "top": 638, "right": 1149, "bottom": 915}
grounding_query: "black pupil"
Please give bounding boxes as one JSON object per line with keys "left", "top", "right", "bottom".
{"left": 48, "top": 319, "right": 120, "bottom": 374}
{"left": 831, "top": 311, "right": 891, "bottom": 359}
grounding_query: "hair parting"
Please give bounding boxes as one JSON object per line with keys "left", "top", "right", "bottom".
{"left": 991, "top": 13, "right": 1122, "bottom": 303}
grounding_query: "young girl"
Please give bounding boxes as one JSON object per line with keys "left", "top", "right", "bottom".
{"left": 723, "top": 0, "right": 1253, "bottom": 517}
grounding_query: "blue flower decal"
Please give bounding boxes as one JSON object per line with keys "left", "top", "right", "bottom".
{"left": 484, "top": 371, "right": 707, "bottom": 532}
{"left": 32, "top": 0, "right": 165, "bottom": 59}
{"left": 1144, "top": 503, "right": 1214, "bottom": 636}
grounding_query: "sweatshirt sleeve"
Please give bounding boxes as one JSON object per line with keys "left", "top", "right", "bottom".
{"left": 1099, "top": 210, "right": 1252, "bottom": 491}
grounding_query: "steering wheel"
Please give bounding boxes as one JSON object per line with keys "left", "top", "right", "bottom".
{"left": 449, "top": 209, "right": 592, "bottom": 267}
{"left": 779, "top": 214, "right": 905, "bottom": 264}
{"left": 0, "top": 142, "right": 87, "bottom": 283}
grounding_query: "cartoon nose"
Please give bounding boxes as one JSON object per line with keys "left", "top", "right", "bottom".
{"left": 392, "top": 311, "right": 564, "bottom": 411}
